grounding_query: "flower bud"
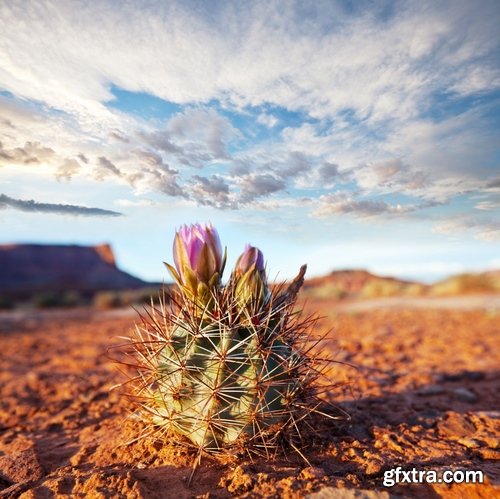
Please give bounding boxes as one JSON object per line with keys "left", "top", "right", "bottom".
{"left": 169, "top": 223, "right": 226, "bottom": 305}
{"left": 233, "top": 245, "right": 269, "bottom": 310}
{"left": 235, "top": 244, "right": 265, "bottom": 275}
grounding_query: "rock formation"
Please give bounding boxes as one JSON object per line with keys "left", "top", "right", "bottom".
{"left": 0, "top": 243, "right": 148, "bottom": 298}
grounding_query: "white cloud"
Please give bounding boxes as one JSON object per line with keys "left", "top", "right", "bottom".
{"left": 190, "top": 174, "right": 233, "bottom": 209}
{"left": 55, "top": 158, "right": 81, "bottom": 182}
{"left": 114, "top": 198, "right": 156, "bottom": 207}
{"left": 354, "top": 158, "right": 426, "bottom": 192}
{"left": 312, "top": 191, "right": 409, "bottom": 218}
{"left": 0, "top": 140, "right": 55, "bottom": 165}
{"left": 1, "top": 1, "right": 498, "bottom": 124}
{"left": 257, "top": 113, "right": 278, "bottom": 128}
{"left": 166, "top": 108, "right": 239, "bottom": 161}
{"left": 475, "top": 200, "right": 500, "bottom": 211}
{"left": 433, "top": 216, "right": 500, "bottom": 242}
{"left": 238, "top": 173, "right": 286, "bottom": 203}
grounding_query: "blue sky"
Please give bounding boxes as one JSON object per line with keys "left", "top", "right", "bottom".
{"left": 0, "top": 0, "right": 499, "bottom": 283}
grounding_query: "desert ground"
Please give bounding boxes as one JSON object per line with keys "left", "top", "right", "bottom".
{"left": 0, "top": 297, "right": 499, "bottom": 498}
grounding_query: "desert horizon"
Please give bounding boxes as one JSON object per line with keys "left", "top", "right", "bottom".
{"left": 1, "top": 233, "right": 499, "bottom": 497}
{"left": 1, "top": 241, "right": 500, "bottom": 314}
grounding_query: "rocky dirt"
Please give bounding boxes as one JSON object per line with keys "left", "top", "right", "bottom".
{"left": 0, "top": 299, "right": 499, "bottom": 498}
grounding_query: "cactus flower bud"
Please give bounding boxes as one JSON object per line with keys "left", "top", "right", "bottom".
{"left": 234, "top": 244, "right": 269, "bottom": 309}
{"left": 169, "top": 223, "right": 226, "bottom": 306}
{"left": 235, "top": 244, "right": 265, "bottom": 274}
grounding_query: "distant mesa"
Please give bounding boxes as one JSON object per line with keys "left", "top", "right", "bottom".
{"left": 301, "top": 268, "right": 500, "bottom": 299}
{"left": 301, "top": 269, "right": 423, "bottom": 299}
{"left": 0, "top": 243, "right": 149, "bottom": 299}
{"left": 303, "top": 269, "right": 413, "bottom": 294}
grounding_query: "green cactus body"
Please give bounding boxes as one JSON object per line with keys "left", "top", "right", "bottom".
{"left": 124, "top": 225, "right": 326, "bottom": 457}
{"left": 149, "top": 317, "right": 299, "bottom": 452}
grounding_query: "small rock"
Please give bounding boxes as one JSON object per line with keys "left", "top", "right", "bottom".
{"left": 364, "top": 459, "right": 384, "bottom": 476}
{"left": 457, "top": 438, "right": 481, "bottom": 449}
{"left": 417, "top": 385, "right": 445, "bottom": 396}
{"left": 438, "top": 412, "right": 476, "bottom": 438}
{"left": 453, "top": 387, "right": 478, "bottom": 403}
{"left": 300, "top": 466, "right": 326, "bottom": 480}
{"left": 220, "top": 465, "right": 254, "bottom": 495}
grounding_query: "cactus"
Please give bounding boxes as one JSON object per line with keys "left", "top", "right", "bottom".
{"left": 121, "top": 224, "right": 331, "bottom": 459}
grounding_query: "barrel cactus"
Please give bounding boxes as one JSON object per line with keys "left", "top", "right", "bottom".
{"left": 123, "top": 223, "right": 330, "bottom": 458}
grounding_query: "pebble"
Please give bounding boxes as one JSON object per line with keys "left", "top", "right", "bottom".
{"left": 437, "top": 412, "right": 476, "bottom": 438}
{"left": 221, "top": 465, "right": 254, "bottom": 495}
{"left": 417, "top": 385, "right": 445, "bottom": 396}
{"left": 457, "top": 437, "right": 481, "bottom": 449}
{"left": 300, "top": 467, "right": 326, "bottom": 480}
{"left": 453, "top": 387, "right": 478, "bottom": 403}
{"left": 364, "top": 459, "right": 384, "bottom": 476}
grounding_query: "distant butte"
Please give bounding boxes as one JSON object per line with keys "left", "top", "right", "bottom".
{"left": 0, "top": 243, "right": 149, "bottom": 299}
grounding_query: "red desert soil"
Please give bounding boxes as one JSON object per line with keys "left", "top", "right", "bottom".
{"left": 0, "top": 299, "right": 499, "bottom": 498}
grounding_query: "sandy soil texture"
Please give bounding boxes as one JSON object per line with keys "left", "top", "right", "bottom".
{"left": 0, "top": 300, "right": 499, "bottom": 498}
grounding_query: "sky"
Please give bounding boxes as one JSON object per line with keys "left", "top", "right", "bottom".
{"left": 0, "top": 0, "right": 499, "bottom": 283}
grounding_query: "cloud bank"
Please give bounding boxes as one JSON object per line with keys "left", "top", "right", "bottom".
{"left": 0, "top": 0, "right": 499, "bottom": 241}
{"left": 0, "top": 194, "right": 122, "bottom": 217}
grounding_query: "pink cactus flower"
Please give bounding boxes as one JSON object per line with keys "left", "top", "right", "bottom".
{"left": 173, "top": 223, "right": 223, "bottom": 285}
